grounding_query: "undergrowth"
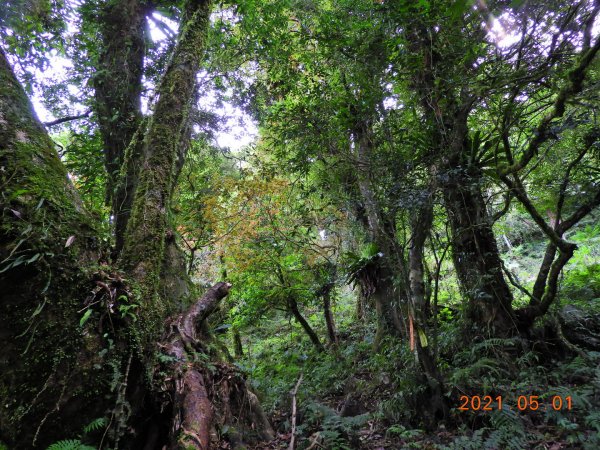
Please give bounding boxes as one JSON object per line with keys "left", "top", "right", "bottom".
{"left": 231, "top": 278, "right": 600, "bottom": 449}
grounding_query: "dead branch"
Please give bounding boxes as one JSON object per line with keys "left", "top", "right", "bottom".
{"left": 180, "top": 282, "right": 232, "bottom": 344}
{"left": 289, "top": 373, "right": 304, "bottom": 450}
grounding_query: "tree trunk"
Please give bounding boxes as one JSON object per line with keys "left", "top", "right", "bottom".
{"left": 0, "top": 3, "right": 275, "bottom": 447}
{"left": 532, "top": 243, "right": 558, "bottom": 304}
{"left": 402, "top": 13, "right": 516, "bottom": 338}
{"left": 90, "top": 0, "right": 146, "bottom": 255}
{"left": 442, "top": 167, "right": 516, "bottom": 335}
{"left": 409, "top": 196, "right": 448, "bottom": 422}
{"left": 120, "top": 0, "right": 212, "bottom": 336}
{"left": 371, "top": 266, "right": 403, "bottom": 348}
{"left": 233, "top": 328, "right": 244, "bottom": 358}
{"left": 323, "top": 288, "right": 338, "bottom": 345}
{"left": 161, "top": 283, "right": 274, "bottom": 449}
{"left": 354, "top": 123, "right": 403, "bottom": 347}
{"left": 0, "top": 46, "right": 106, "bottom": 448}
{"left": 288, "top": 297, "right": 325, "bottom": 352}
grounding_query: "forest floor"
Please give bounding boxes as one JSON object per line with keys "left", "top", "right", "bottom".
{"left": 226, "top": 215, "right": 600, "bottom": 450}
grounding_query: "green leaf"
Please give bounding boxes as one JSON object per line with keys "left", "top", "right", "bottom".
{"left": 31, "top": 297, "right": 47, "bottom": 318}
{"left": 83, "top": 417, "right": 107, "bottom": 433}
{"left": 46, "top": 439, "right": 91, "bottom": 450}
{"left": 79, "top": 309, "right": 92, "bottom": 327}
{"left": 418, "top": 328, "right": 428, "bottom": 347}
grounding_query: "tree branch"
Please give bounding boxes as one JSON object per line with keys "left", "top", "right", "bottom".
{"left": 43, "top": 109, "right": 92, "bottom": 127}
{"left": 502, "top": 36, "right": 600, "bottom": 175}
{"left": 180, "top": 281, "right": 232, "bottom": 345}
{"left": 147, "top": 14, "right": 177, "bottom": 39}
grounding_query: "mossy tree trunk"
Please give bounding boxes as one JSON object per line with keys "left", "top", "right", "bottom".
{"left": 404, "top": 17, "right": 517, "bottom": 338}
{"left": 354, "top": 122, "right": 404, "bottom": 348}
{"left": 91, "top": 0, "right": 147, "bottom": 255}
{"left": 408, "top": 193, "right": 448, "bottom": 423}
{"left": 0, "top": 0, "right": 275, "bottom": 447}
{"left": 120, "top": 0, "right": 212, "bottom": 334}
{"left": 0, "top": 45, "right": 105, "bottom": 448}
{"left": 441, "top": 161, "right": 516, "bottom": 335}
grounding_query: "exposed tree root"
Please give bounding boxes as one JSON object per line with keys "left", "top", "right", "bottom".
{"left": 158, "top": 282, "right": 274, "bottom": 449}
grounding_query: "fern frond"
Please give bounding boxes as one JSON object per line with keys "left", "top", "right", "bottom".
{"left": 84, "top": 417, "right": 107, "bottom": 434}
{"left": 471, "top": 337, "right": 519, "bottom": 354}
{"left": 46, "top": 439, "right": 95, "bottom": 450}
{"left": 450, "top": 357, "right": 505, "bottom": 385}
{"left": 487, "top": 407, "right": 528, "bottom": 450}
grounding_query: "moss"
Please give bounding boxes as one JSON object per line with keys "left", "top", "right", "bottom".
{"left": 0, "top": 248, "right": 124, "bottom": 447}
{"left": 120, "top": 0, "right": 212, "bottom": 345}
{"left": 0, "top": 49, "right": 124, "bottom": 448}
{"left": 0, "top": 2, "right": 215, "bottom": 445}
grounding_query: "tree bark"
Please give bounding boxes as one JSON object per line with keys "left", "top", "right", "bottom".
{"left": 442, "top": 167, "right": 516, "bottom": 335}
{"left": 90, "top": 0, "right": 147, "bottom": 254}
{"left": 531, "top": 243, "right": 557, "bottom": 303}
{"left": 354, "top": 123, "right": 403, "bottom": 347}
{"left": 0, "top": 46, "right": 104, "bottom": 448}
{"left": 0, "top": 3, "right": 275, "bottom": 447}
{"left": 164, "top": 283, "right": 221, "bottom": 449}
{"left": 409, "top": 195, "right": 448, "bottom": 422}
{"left": 402, "top": 13, "right": 517, "bottom": 338}
{"left": 120, "top": 0, "right": 212, "bottom": 335}
{"left": 233, "top": 328, "right": 244, "bottom": 358}
{"left": 162, "top": 282, "right": 274, "bottom": 449}
{"left": 323, "top": 288, "right": 338, "bottom": 345}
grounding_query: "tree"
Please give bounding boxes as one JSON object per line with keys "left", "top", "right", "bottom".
{"left": 91, "top": 0, "right": 147, "bottom": 255}
{"left": 2, "top": 0, "right": 600, "bottom": 446}
{"left": 234, "top": 0, "right": 410, "bottom": 347}
{"left": 0, "top": 1, "right": 273, "bottom": 448}
{"left": 199, "top": 171, "right": 336, "bottom": 352}
{"left": 385, "top": 0, "right": 600, "bottom": 336}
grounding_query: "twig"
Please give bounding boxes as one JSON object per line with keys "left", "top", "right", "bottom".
{"left": 306, "top": 432, "right": 324, "bottom": 450}
{"left": 33, "top": 369, "right": 68, "bottom": 447}
{"left": 289, "top": 373, "right": 304, "bottom": 450}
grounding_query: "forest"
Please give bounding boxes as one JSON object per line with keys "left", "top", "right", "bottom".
{"left": 1, "top": 0, "right": 600, "bottom": 448}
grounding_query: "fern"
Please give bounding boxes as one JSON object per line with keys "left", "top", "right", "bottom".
{"left": 303, "top": 401, "right": 369, "bottom": 449}
{"left": 471, "top": 337, "right": 518, "bottom": 351}
{"left": 319, "top": 429, "right": 352, "bottom": 450}
{"left": 83, "top": 417, "right": 107, "bottom": 434}
{"left": 586, "top": 411, "right": 600, "bottom": 433}
{"left": 486, "top": 407, "right": 528, "bottom": 450}
{"left": 441, "top": 428, "right": 486, "bottom": 449}
{"left": 515, "top": 351, "right": 539, "bottom": 367}
{"left": 490, "top": 406, "right": 521, "bottom": 429}
{"left": 46, "top": 439, "right": 95, "bottom": 450}
{"left": 450, "top": 357, "right": 505, "bottom": 386}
